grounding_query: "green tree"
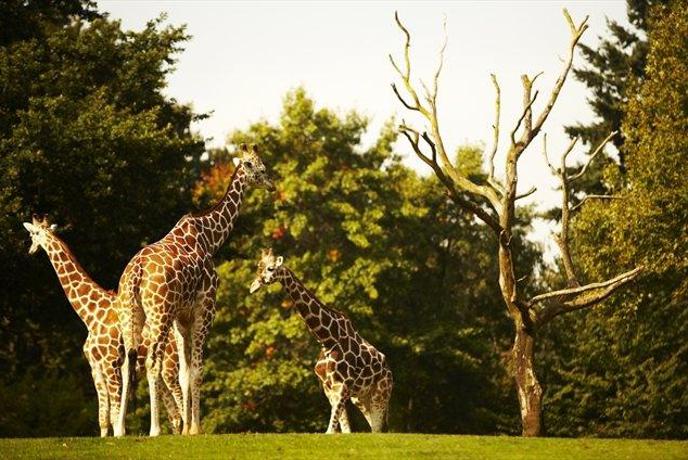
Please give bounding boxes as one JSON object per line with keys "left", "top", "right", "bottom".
{"left": 0, "top": 10, "right": 204, "bottom": 436}
{"left": 197, "top": 90, "right": 523, "bottom": 434}
{"left": 543, "top": 0, "right": 688, "bottom": 438}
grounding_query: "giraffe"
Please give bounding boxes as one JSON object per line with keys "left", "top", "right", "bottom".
{"left": 249, "top": 249, "right": 393, "bottom": 433}
{"left": 115, "top": 144, "right": 274, "bottom": 437}
{"left": 23, "top": 216, "right": 183, "bottom": 436}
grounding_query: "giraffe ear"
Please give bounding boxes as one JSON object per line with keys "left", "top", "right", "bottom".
{"left": 232, "top": 157, "right": 241, "bottom": 167}
{"left": 251, "top": 144, "right": 259, "bottom": 154}
{"left": 49, "top": 224, "right": 57, "bottom": 231}
{"left": 22, "top": 222, "right": 35, "bottom": 232}
{"left": 275, "top": 256, "right": 283, "bottom": 267}
{"left": 240, "top": 143, "right": 249, "bottom": 153}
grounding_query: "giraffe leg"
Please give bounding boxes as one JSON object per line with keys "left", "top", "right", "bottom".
{"left": 159, "top": 378, "right": 181, "bottom": 434}
{"left": 103, "top": 354, "right": 123, "bottom": 434}
{"left": 146, "top": 319, "right": 171, "bottom": 437}
{"left": 338, "top": 404, "right": 351, "bottom": 433}
{"left": 188, "top": 279, "right": 216, "bottom": 435}
{"left": 326, "top": 384, "right": 349, "bottom": 434}
{"left": 161, "top": 349, "right": 183, "bottom": 434}
{"left": 86, "top": 347, "right": 110, "bottom": 437}
{"left": 188, "top": 308, "right": 213, "bottom": 435}
{"left": 324, "top": 385, "right": 351, "bottom": 433}
{"left": 174, "top": 320, "right": 192, "bottom": 435}
{"left": 368, "top": 371, "right": 393, "bottom": 433}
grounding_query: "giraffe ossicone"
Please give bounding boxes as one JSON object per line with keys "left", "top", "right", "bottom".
{"left": 23, "top": 215, "right": 183, "bottom": 437}
{"left": 250, "top": 248, "right": 393, "bottom": 433}
{"left": 115, "top": 144, "right": 275, "bottom": 437}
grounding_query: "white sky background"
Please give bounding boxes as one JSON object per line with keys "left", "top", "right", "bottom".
{"left": 99, "top": 0, "right": 629, "bottom": 259}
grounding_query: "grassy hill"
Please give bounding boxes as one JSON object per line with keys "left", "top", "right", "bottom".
{"left": 1, "top": 433, "right": 686, "bottom": 459}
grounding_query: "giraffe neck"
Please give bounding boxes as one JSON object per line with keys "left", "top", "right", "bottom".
{"left": 276, "top": 267, "right": 344, "bottom": 348}
{"left": 40, "top": 233, "right": 112, "bottom": 331}
{"left": 192, "top": 164, "right": 248, "bottom": 255}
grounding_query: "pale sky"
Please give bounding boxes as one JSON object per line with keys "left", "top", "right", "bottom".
{"left": 99, "top": 0, "right": 629, "bottom": 256}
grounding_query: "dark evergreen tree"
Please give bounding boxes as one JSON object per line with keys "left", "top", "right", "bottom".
{"left": 565, "top": 0, "right": 667, "bottom": 195}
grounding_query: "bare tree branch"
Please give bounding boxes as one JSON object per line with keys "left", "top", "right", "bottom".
{"left": 391, "top": 83, "right": 420, "bottom": 112}
{"left": 541, "top": 133, "right": 557, "bottom": 174}
{"left": 510, "top": 90, "right": 539, "bottom": 147}
{"left": 570, "top": 194, "right": 622, "bottom": 213}
{"left": 390, "top": 12, "right": 429, "bottom": 116}
{"left": 521, "top": 73, "right": 538, "bottom": 137}
{"left": 515, "top": 186, "right": 537, "bottom": 201}
{"left": 530, "top": 266, "right": 643, "bottom": 324}
{"left": 399, "top": 125, "right": 432, "bottom": 167}
{"left": 488, "top": 74, "right": 502, "bottom": 190}
{"left": 561, "top": 137, "right": 579, "bottom": 167}
{"left": 421, "top": 131, "right": 437, "bottom": 164}
{"left": 553, "top": 137, "right": 581, "bottom": 285}
{"left": 428, "top": 15, "right": 448, "bottom": 106}
{"left": 569, "top": 131, "right": 617, "bottom": 182}
{"left": 529, "top": 9, "right": 589, "bottom": 140}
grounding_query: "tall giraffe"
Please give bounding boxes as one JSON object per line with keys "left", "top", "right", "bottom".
{"left": 22, "top": 216, "right": 183, "bottom": 436}
{"left": 249, "top": 249, "right": 393, "bottom": 433}
{"left": 115, "top": 144, "right": 274, "bottom": 437}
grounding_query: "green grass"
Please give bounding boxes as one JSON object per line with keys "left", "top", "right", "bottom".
{"left": 0, "top": 433, "right": 686, "bottom": 460}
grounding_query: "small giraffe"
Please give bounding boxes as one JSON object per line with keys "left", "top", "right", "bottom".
{"left": 249, "top": 249, "right": 393, "bottom": 433}
{"left": 23, "top": 216, "right": 183, "bottom": 436}
{"left": 115, "top": 144, "right": 274, "bottom": 437}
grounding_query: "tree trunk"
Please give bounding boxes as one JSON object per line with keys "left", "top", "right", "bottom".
{"left": 512, "top": 325, "right": 543, "bottom": 436}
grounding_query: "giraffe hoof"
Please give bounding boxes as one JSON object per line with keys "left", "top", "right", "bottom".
{"left": 100, "top": 428, "right": 109, "bottom": 438}
{"left": 149, "top": 427, "right": 161, "bottom": 437}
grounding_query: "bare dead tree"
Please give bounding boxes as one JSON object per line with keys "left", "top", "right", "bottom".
{"left": 390, "top": 9, "right": 642, "bottom": 436}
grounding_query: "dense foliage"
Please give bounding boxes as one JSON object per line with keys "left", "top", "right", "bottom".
{"left": 0, "top": 2, "right": 204, "bottom": 436}
{"left": 542, "top": 0, "right": 688, "bottom": 438}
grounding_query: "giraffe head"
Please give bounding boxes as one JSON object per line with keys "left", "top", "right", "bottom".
{"left": 234, "top": 143, "right": 275, "bottom": 191}
{"left": 249, "top": 248, "right": 283, "bottom": 293}
{"left": 22, "top": 215, "right": 57, "bottom": 255}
